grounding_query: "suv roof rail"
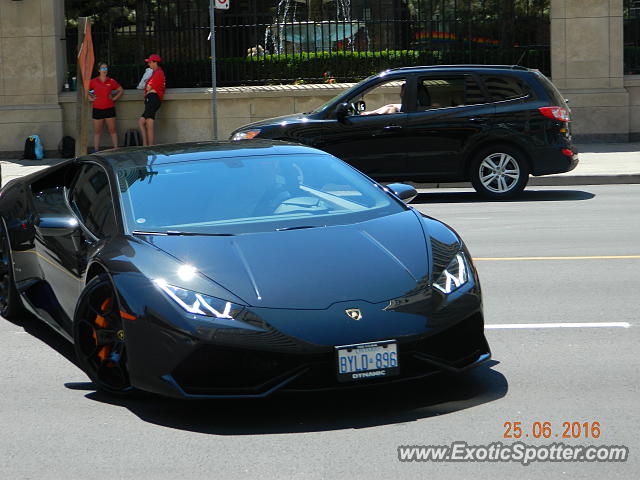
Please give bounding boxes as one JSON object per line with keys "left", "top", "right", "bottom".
{"left": 388, "top": 64, "right": 530, "bottom": 72}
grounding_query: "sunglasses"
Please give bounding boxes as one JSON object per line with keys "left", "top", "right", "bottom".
{"left": 99, "top": 67, "right": 108, "bottom": 71}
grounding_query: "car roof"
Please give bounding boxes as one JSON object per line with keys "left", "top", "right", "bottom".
{"left": 87, "top": 140, "right": 321, "bottom": 169}
{"left": 384, "top": 64, "right": 533, "bottom": 75}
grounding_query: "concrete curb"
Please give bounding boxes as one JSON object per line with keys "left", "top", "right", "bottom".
{"left": 408, "top": 174, "right": 640, "bottom": 189}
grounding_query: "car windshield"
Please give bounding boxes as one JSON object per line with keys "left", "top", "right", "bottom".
{"left": 117, "top": 153, "right": 404, "bottom": 235}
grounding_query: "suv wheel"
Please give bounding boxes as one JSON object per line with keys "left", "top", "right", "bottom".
{"left": 470, "top": 145, "right": 529, "bottom": 199}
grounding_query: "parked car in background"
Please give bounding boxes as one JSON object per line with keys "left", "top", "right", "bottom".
{"left": 231, "top": 65, "right": 578, "bottom": 199}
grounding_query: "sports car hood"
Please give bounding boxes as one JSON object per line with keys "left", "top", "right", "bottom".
{"left": 145, "top": 210, "right": 430, "bottom": 309}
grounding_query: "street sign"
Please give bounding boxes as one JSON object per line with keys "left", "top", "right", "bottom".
{"left": 215, "top": 0, "right": 229, "bottom": 10}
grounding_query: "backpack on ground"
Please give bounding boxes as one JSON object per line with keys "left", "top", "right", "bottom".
{"left": 23, "top": 135, "right": 44, "bottom": 160}
{"left": 58, "top": 136, "right": 75, "bottom": 158}
{"left": 124, "top": 129, "right": 142, "bottom": 147}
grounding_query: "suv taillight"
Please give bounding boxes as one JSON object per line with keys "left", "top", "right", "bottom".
{"left": 539, "top": 106, "right": 570, "bottom": 122}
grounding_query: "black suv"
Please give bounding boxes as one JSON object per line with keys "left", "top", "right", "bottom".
{"left": 230, "top": 65, "right": 578, "bottom": 198}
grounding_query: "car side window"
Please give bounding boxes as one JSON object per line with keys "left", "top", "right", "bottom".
{"left": 348, "top": 78, "right": 407, "bottom": 116}
{"left": 68, "top": 164, "right": 117, "bottom": 238}
{"left": 415, "top": 75, "right": 486, "bottom": 110}
{"left": 481, "top": 75, "right": 532, "bottom": 101}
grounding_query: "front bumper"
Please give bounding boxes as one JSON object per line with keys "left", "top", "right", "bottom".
{"left": 125, "top": 309, "right": 491, "bottom": 399}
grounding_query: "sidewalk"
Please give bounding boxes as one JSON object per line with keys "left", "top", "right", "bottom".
{"left": 1, "top": 143, "right": 640, "bottom": 188}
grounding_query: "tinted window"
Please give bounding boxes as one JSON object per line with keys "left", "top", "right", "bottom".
{"left": 481, "top": 75, "right": 532, "bottom": 101}
{"left": 348, "top": 78, "right": 407, "bottom": 115}
{"left": 117, "top": 154, "right": 404, "bottom": 235}
{"left": 415, "top": 75, "right": 486, "bottom": 110}
{"left": 69, "top": 164, "right": 117, "bottom": 238}
{"left": 534, "top": 72, "right": 568, "bottom": 107}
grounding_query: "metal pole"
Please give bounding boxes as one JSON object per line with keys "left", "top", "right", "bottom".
{"left": 209, "top": 2, "right": 218, "bottom": 141}
{"left": 75, "top": 17, "right": 90, "bottom": 156}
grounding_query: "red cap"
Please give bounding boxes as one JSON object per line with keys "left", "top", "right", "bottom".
{"left": 145, "top": 54, "right": 162, "bottom": 63}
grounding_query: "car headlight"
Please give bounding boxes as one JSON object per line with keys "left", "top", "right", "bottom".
{"left": 433, "top": 252, "right": 469, "bottom": 294}
{"left": 155, "top": 279, "right": 244, "bottom": 319}
{"left": 231, "top": 129, "right": 261, "bottom": 141}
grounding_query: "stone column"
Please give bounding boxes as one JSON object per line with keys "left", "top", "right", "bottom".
{"left": 0, "top": 0, "right": 66, "bottom": 156}
{"left": 551, "top": 0, "right": 627, "bottom": 142}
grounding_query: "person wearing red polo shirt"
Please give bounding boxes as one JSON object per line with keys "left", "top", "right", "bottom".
{"left": 88, "top": 62, "right": 124, "bottom": 151}
{"left": 138, "top": 53, "right": 166, "bottom": 146}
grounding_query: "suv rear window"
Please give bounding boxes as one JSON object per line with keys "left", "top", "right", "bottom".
{"left": 481, "top": 75, "right": 531, "bottom": 101}
{"left": 534, "top": 72, "right": 568, "bottom": 107}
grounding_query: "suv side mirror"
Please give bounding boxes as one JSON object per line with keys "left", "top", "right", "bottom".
{"left": 386, "top": 183, "right": 418, "bottom": 203}
{"left": 335, "top": 103, "right": 350, "bottom": 124}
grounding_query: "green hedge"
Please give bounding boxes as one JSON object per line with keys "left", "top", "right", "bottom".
{"left": 69, "top": 48, "right": 549, "bottom": 89}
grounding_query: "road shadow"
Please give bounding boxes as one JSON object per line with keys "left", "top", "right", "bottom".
{"left": 411, "top": 189, "right": 595, "bottom": 204}
{"left": 79, "top": 362, "right": 507, "bottom": 435}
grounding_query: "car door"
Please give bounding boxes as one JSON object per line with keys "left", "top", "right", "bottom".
{"left": 34, "top": 163, "right": 118, "bottom": 322}
{"left": 317, "top": 76, "right": 409, "bottom": 179}
{"left": 403, "top": 73, "right": 494, "bottom": 180}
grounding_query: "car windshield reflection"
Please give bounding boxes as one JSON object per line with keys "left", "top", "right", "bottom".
{"left": 117, "top": 153, "right": 404, "bottom": 235}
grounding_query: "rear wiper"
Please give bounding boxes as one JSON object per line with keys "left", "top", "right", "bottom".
{"left": 275, "top": 225, "right": 322, "bottom": 232}
{"left": 132, "top": 230, "right": 234, "bottom": 236}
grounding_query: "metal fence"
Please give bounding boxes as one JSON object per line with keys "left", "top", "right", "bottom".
{"left": 65, "top": 0, "right": 550, "bottom": 88}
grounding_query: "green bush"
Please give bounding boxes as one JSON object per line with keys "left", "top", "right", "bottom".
{"left": 69, "top": 48, "right": 549, "bottom": 89}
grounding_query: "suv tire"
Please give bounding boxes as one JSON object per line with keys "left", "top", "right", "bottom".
{"left": 470, "top": 145, "right": 529, "bottom": 199}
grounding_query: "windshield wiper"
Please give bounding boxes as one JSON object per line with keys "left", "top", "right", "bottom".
{"left": 132, "top": 230, "right": 234, "bottom": 236}
{"left": 275, "top": 225, "right": 322, "bottom": 232}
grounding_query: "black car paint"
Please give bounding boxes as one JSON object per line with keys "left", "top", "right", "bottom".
{"left": 231, "top": 66, "right": 578, "bottom": 183}
{"left": 0, "top": 141, "right": 490, "bottom": 398}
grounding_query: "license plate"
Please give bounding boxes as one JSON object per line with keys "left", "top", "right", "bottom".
{"left": 335, "top": 340, "right": 399, "bottom": 382}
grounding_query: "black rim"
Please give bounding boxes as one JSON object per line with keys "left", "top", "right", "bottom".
{"left": 0, "top": 231, "right": 11, "bottom": 313}
{"left": 76, "top": 281, "right": 131, "bottom": 392}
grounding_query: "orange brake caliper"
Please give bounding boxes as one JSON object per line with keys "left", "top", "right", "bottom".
{"left": 94, "top": 297, "right": 113, "bottom": 362}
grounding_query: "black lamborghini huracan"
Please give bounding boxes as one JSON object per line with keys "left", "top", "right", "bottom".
{"left": 0, "top": 140, "right": 490, "bottom": 398}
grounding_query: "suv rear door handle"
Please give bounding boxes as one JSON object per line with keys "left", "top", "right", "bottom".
{"left": 382, "top": 124, "right": 403, "bottom": 131}
{"left": 469, "top": 117, "right": 489, "bottom": 123}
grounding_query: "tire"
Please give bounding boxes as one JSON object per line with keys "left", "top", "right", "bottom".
{"left": 73, "top": 274, "right": 134, "bottom": 396}
{"left": 469, "top": 145, "right": 529, "bottom": 199}
{"left": 0, "top": 222, "right": 25, "bottom": 320}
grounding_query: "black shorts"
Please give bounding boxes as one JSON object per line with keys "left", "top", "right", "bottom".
{"left": 92, "top": 107, "right": 116, "bottom": 119}
{"left": 142, "top": 93, "right": 161, "bottom": 119}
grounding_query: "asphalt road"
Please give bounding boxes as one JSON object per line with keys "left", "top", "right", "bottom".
{"left": 1, "top": 184, "right": 638, "bottom": 479}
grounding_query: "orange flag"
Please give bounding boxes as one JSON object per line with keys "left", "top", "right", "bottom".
{"left": 77, "top": 20, "right": 95, "bottom": 99}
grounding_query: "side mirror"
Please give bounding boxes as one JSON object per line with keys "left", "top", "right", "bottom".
{"left": 386, "top": 183, "right": 418, "bottom": 203}
{"left": 36, "top": 215, "right": 80, "bottom": 236}
{"left": 335, "top": 103, "right": 351, "bottom": 124}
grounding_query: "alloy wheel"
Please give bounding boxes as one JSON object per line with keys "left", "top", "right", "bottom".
{"left": 478, "top": 152, "right": 522, "bottom": 194}
{"left": 75, "top": 279, "right": 132, "bottom": 393}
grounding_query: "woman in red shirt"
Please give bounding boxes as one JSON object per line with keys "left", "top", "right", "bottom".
{"left": 138, "top": 54, "right": 166, "bottom": 146}
{"left": 88, "top": 62, "right": 124, "bottom": 152}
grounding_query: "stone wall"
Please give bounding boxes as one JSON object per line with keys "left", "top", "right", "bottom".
{"left": 551, "top": 0, "right": 629, "bottom": 142}
{"left": 56, "top": 84, "right": 350, "bottom": 150}
{"left": 0, "top": 0, "right": 66, "bottom": 156}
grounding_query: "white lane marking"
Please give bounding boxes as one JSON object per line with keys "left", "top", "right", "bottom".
{"left": 486, "top": 322, "right": 631, "bottom": 329}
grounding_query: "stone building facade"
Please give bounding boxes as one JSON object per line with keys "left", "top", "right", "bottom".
{"left": 0, "top": 0, "right": 635, "bottom": 155}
